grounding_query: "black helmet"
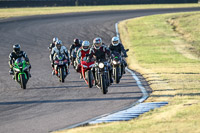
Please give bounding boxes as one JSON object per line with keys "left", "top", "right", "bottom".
{"left": 74, "top": 38, "right": 79, "bottom": 45}
{"left": 13, "top": 44, "right": 21, "bottom": 54}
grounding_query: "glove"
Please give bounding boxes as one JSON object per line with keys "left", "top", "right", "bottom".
{"left": 123, "top": 53, "right": 128, "bottom": 57}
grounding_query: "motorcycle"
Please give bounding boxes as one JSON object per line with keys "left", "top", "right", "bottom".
{"left": 111, "top": 49, "right": 129, "bottom": 83}
{"left": 93, "top": 60, "right": 111, "bottom": 94}
{"left": 54, "top": 53, "right": 69, "bottom": 82}
{"left": 81, "top": 57, "right": 95, "bottom": 88}
{"left": 111, "top": 52, "right": 122, "bottom": 84}
{"left": 12, "top": 57, "right": 30, "bottom": 89}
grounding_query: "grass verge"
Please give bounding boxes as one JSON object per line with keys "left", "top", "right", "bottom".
{"left": 0, "top": 4, "right": 200, "bottom": 19}
{"left": 54, "top": 11, "right": 200, "bottom": 133}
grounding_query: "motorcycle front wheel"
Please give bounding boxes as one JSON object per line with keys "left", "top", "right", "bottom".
{"left": 60, "top": 67, "right": 65, "bottom": 83}
{"left": 100, "top": 75, "right": 107, "bottom": 94}
{"left": 115, "top": 66, "right": 120, "bottom": 84}
{"left": 20, "top": 74, "right": 26, "bottom": 89}
{"left": 87, "top": 70, "right": 93, "bottom": 88}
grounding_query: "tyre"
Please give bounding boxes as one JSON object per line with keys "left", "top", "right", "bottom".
{"left": 60, "top": 67, "right": 65, "bottom": 83}
{"left": 20, "top": 74, "right": 26, "bottom": 89}
{"left": 107, "top": 72, "right": 110, "bottom": 86}
{"left": 101, "top": 75, "right": 107, "bottom": 94}
{"left": 87, "top": 70, "right": 93, "bottom": 88}
{"left": 115, "top": 66, "right": 120, "bottom": 84}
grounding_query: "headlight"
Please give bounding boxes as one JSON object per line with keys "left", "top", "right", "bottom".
{"left": 99, "top": 63, "right": 104, "bottom": 68}
{"left": 113, "top": 60, "right": 117, "bottom": 65}
{"left": 14, "top": 68, "right": 20, "bottom": 72}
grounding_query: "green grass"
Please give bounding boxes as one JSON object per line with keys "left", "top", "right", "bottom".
{"left": 1, "top": 4, "right": 200, "bottom": 19}
{"left": 54, "top": 11, "right": 200, "bottom": 133}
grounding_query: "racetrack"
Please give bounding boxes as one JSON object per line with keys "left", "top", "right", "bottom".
{"left": 0, "top": 7, "right": 199, "bottom": 133}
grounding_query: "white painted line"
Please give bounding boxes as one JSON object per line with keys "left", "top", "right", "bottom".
{"left": 125, "top": 68, "right": 148, "bottom": 103}
{"left": 115, "top": 21, "right": 149, "bottom": 103}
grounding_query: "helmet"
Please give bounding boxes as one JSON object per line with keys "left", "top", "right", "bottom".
{"left": 82, "top": 40, "right": 90, "bottom": 51}
{"left": 74, "top": 38, "right": 79, "bottom": 45}
{"left": 53, "top": 37, "right": 59, "bottom": 43}
{"left": 13, "top": 44, "right": 21, "bottom": 54}
{"left": 112, "top": 36, "right": 119, "bottom": 46}
{"left": 55, "top": 40, "right": 62, "bottom": 50}
{"left": 93, "top": 37, "right": 102, "bottom": 49}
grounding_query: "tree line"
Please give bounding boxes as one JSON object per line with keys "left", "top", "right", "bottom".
{"left": 0, "top": 0, "right": 198, "bottom": 8}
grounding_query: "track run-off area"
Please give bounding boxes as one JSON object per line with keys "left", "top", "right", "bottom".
{"left": 0, "top": 7, "right": 200, "bottom": 133}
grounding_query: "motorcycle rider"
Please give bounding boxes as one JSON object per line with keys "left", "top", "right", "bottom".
{"left": 88, "top": 37, "right": 113, "bottom": 84}
{"left": 109, "top": 36, "right": 128, "bottom": 73}
{"left": 9, "top": 44, "right": 31, "bottom": 77}
{"left": 76, "top": 40, "right": 90, "bottom": 79}
{"left": 48, "top": 37, "right": 59, "bottom": 52}
{"left": 69, "top": 39, "right": 82, "bottom": 58}
{"left": 50, "top": 40, "right": 70, "bottom": 75}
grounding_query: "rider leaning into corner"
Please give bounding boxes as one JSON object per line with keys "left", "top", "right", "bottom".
{"left": 9, "top": 44, "right": 31, "bottom": 77}
{"left": 50, "top": 40, "right": 70, "bottom": 75}
{"left": 76, "top": 40, "right": 90, "bottom": 79}
{"left": 109, "top": 36, "right": 128, "bottom": 73}
{"left": 48, "top": 37, "right": 59, "bottom": 52}
{"left": 88, "top": 37, "right": 113, "bottom": 84}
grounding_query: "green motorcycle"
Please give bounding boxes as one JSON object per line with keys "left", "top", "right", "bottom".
{"left": 12, "top": 57, "right": 30, "bottom": 89}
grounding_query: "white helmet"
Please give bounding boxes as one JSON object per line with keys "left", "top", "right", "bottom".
{"left": 82, "top": 40, "right": 90, "bottom": 51}
{"left": 112, "top": 36, "right": 119, "bottom": 46}
{"left": 93, "top": 37, "right": 102, "bottom": 49}
{"left": 55, "top": 40, "right": 62, "bottom": 50}
{"left": 53, "top": 37, "right": 59, "bottom": 43}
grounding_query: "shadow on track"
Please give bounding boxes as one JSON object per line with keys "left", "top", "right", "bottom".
{"left": 0, "top": 96, "right": 142, "bottom": 105}
{"left": 29, "top": 85, "right": 85, "bottom": 90}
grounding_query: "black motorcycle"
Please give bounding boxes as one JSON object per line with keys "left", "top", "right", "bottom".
{"left": 111, "top": 49, "right": 129, "bottom": 83}
{"left": 93, "top": 60, "right": 111, "bottom": 94}
{"left": 54, "top": 53, "right": 69, "bottom": 82}
{"left": 111, "top": 52, "right": 122, "bottom": 84}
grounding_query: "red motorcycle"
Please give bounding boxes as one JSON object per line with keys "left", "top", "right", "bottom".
{"left": 81, "top": 60, "right": 95, "bottom": 88}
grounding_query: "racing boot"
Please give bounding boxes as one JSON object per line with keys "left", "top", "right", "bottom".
{"left": 28, "top": 71, "right": 31, "bottom": 78}
{"left": 80, "top": 73, "right": 83, "bottom": 79}
{"left": 9, "top": 69, "right": 14, "bottom": 75}
{"left": 109, "top": 70, "right": 113, "bottom": 84}
{"left": 110, "top": 77, "right": 113, "bottom": 84}
{"left": 92, "top": 69, "right": 97, "bottom": 85}
{"left": 52, "top": 70, "right": 55, "bottom": 75}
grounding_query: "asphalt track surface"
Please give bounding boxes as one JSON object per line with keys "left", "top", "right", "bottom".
{"left": 0, "top": 7, "right": 200, "bottom": 133}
